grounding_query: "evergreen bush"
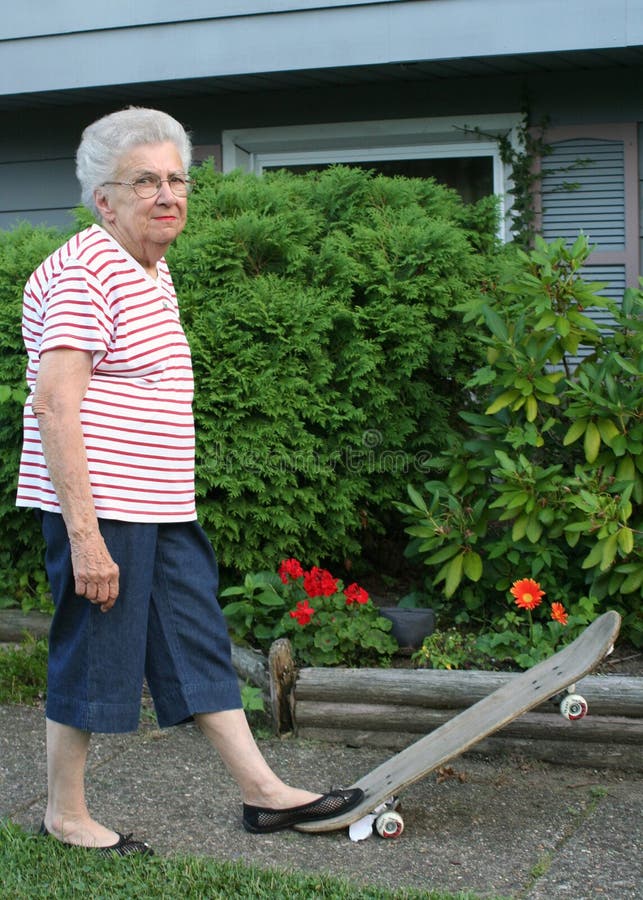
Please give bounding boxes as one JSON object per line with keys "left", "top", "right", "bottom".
{"left": 169, "top": 165, "right": 496, "bottom": 570}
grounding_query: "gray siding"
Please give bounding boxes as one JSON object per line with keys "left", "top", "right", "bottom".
{"left": 0, "top": 159, "right": 78, "bottom": 230}
{"left": 3, "top": 1, "right": 643, "bottom": 96}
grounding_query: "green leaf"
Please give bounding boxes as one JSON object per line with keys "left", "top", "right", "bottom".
{"left": 526, "top": 514, "right": 543, "bottom": 543}
{"left": 621, "top": 569, "right": 643, "bottom": 594}
{"left": 616, "top": 456, "right": 636, "bottom": 482}
{"left": 444, "top": 553, "right": 464, "bottom": 598}
{"left": 584, "top": 420, "right": 601, "bottom": 463}
{"left": 525, "top": 394, "right": 538, "bottom": 422}
{"left": 406, "top": 484, "right": 429, "bottom": 513}
{"left": 534, "top": 310, "right": 557, "bottom": 330}
{"left": 596, "top": 418, "right": 620, "bottom": 447}
{"left": 426, "top": 544, "right": 462, "bottom": 565}
{"left": 617, "top": 527, "right": 634, "bottom": 556}
{"left": 405, "top": 525, "right": 438, "bottom": 539}
{"left": 555, "top": 316, "right": 571, "bottom": 337}
{"left": 563, "top": 419, "right": 587, "bottom": 446}
{"left": 512, "top": 514, "right": 528, "bottom": 541}
{"left": 462, "top": 551, "right": 483, "bottom": 582}
{"left": 483, "top": 307, "right": 509, "bottom": 341}
{"left": 599, "top": 533, "right": 619, "bottom": 571}
{"left": 486, "top": 390, "right": 520, "bottom": 415}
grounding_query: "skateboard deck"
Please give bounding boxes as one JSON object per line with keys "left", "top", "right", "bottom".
{"left": 295, "top": 610, "right": 621, "bottom": 833}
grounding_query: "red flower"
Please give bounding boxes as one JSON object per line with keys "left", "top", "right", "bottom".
{"left": 550, "top": 602, "right": 568, "bottom": 626}
{"left": 343, "top": 583, "right": 369, "bottom": 605}
{"left": 303, "top": 566, "right": 339, "bottom": 598}
{"left": 510, "top": 578, "right": 545, "bottom": 610}
{"left": 278, "top": 558, "right": 304, "bottom": 584}
{"left": 290, "top": 599, "right": 315, "bottom": 626}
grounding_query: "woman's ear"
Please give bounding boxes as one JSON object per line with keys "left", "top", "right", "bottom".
{"left": 94, "top": 187, "right": 114, "bottom": 222}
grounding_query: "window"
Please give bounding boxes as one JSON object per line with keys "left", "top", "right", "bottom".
{"left": 222, "top": 114, "right": 522, "bottom": 241}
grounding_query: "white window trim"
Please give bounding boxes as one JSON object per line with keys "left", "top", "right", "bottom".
{"left": 222, "top": 113, "right": 522, "bottom": 242}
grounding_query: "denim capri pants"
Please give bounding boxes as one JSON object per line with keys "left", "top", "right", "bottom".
{"left": 40, "top": 513, "right": 242, "bottom": 733}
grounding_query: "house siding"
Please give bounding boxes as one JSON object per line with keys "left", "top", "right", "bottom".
{"left": 1, "top": 3, "right": 641, "bottom": 285}
{"left": 3, "top": 1, "right": 642, "bottom": 97}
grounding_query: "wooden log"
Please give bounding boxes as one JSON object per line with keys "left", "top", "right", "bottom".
{"left": 295, "top": 727, "right": 643, "bottom": 771}
{"left": 230, "top": 643, "right": 269, "bottom": 690}
{"left": 0, "top": 609, "right": 52, "bottom": 642}
{"left": 293, "top": 700, "right": 643, "bottom": 744}
{"left": 269, "top": 638, "right": 296, "bottom": 734}
{"left": 294, "top": 668, "right": 643, "bottom": 718}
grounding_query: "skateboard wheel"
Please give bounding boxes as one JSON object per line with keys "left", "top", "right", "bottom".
{"left": 560, "top": 693, "right": 588, "bottom": 720}
{"left": 375, "top": 810, "right": 404, "bottom": 838}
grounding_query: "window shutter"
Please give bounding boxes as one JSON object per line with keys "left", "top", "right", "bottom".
{"left": 541, "top": 138, "right": 625, "bottom": 251}
{"left": 539, "top": 126, "right": 638, "bottom": 365}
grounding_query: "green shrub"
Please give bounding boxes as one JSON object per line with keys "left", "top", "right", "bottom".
{"left": 396, "top": 235, "right": 643, "bottom": 654}
{"left": 412, "top": 628, "right": 494, "bottom": 670}
{"left": 170, "top": 165, "right": 496, "bottom": 571}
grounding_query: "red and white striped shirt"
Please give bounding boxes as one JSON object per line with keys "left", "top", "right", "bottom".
{"left": 16, "top": 225, "right": 197, "bottom": 522}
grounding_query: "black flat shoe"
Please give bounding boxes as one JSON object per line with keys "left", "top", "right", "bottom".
{"left": 242, "top": 788, "right": 364, "bottom": 833}
{"left": 38, "top": 821, "right": 154, "bottom": 857}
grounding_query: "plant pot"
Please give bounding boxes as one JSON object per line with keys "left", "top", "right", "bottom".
{"left": 379, "top": 607, "right": 435, "bottom": 650}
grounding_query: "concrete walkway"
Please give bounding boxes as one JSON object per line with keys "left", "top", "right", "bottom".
{"left": 1, "top": 704, "right": 641, "bottom": 899}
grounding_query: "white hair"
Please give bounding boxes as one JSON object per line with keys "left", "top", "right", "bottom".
{"left": 76, "top": 107, "right": 193, "bottom": 216}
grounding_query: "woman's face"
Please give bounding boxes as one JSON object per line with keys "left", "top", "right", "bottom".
{"left": 95, "top": 141, "right": 188, "bottom": 267}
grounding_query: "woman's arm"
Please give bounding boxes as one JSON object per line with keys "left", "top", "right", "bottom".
{"left": 32, "top": 348, "right": 119, "bottom": 612}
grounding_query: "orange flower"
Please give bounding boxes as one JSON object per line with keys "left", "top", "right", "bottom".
{"left": 510, "top": 578, "right": 545, "bottom": 610}
{"left": 550, "top": 602, "right": 568, "bottom": 626}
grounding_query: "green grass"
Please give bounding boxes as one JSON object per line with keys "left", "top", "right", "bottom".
{"left": 0, "top": 820, "right": 482, "bottom": 900}
{"left": 0, "top": 635, "right": 48, "bottom": 704}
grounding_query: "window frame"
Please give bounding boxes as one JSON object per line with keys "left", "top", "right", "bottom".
{"left": 222, "top": 113, "right": 522, "bottom": 242}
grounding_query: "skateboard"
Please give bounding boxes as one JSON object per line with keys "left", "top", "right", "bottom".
{"left": 295, "top": 610, "right": 621, "bottom": 838}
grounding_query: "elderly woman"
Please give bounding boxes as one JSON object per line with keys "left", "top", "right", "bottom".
{"left": 16, "top": 107, "right": 362, "bottom": 855}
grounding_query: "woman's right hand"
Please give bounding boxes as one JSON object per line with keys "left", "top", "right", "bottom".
{"left": 70, "top": 533, "right": 120, "bottom": 612}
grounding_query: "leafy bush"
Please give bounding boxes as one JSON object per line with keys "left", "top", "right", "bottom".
{"left": 396, "top": 235, "right": 643, "bottom": 653}
{"left": 412, "top": 628, "right": 492, "bottom": 670}
{"left": 221, "top": 558, "right": 398, "bottom": 666}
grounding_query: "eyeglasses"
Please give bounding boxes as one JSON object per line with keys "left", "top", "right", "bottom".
{"left": 102, "top": 174, "right": 193, "bottom": 199}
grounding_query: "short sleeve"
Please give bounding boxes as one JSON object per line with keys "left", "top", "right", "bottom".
{"left": 40, "top": 262, "right": 113, "bottom": 368}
